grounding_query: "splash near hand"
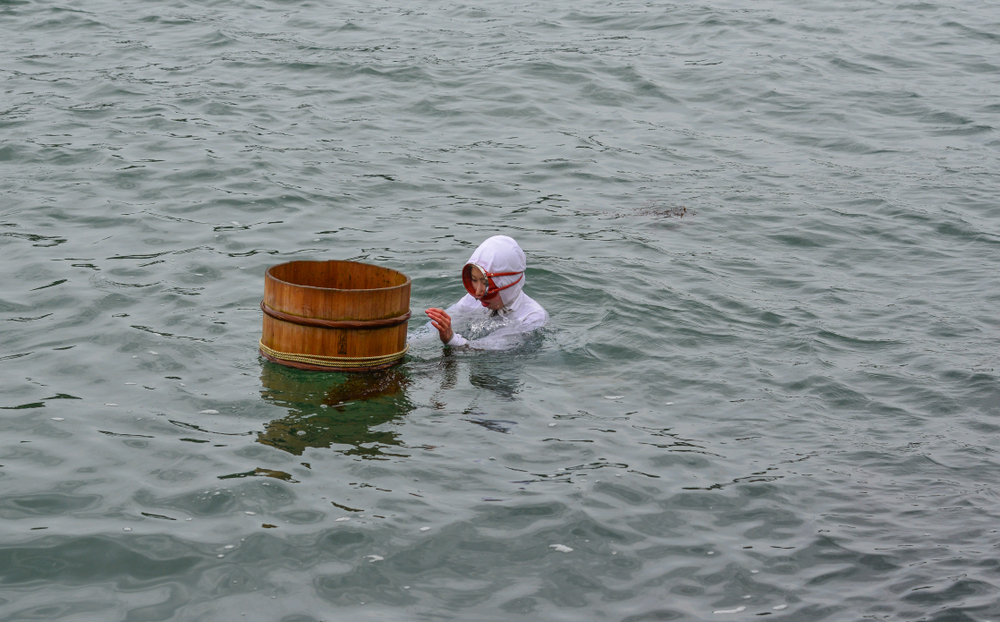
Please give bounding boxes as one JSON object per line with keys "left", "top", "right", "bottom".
{"left": 425, "top": 308, "right": 454, "bottom": 344}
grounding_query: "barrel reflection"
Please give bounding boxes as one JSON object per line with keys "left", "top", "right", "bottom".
{"left": 258, "top": 362, "right": 412, "bottom": 458}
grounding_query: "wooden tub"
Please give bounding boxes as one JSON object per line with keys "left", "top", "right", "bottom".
{"left": 259, "top": 260, "right": 411, "bottom": 372}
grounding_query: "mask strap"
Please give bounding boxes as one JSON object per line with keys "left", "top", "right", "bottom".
{"left": 464, "top": 264, "right": 524, "bottom": 301}
{"left": 486, "top": 272, "right": 523, "bottom": 297}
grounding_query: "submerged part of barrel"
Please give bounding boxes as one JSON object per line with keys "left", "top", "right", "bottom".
{"left": 259, "top": 260, "right": 411, "bottom": 372}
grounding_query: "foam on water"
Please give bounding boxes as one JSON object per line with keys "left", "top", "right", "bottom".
{"left": 456, "top": 307, "right": 513, "bottom": 341}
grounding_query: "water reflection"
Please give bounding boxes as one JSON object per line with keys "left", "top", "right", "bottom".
{"left": 424, "top": 348, "right": 527, "bottom": 406}
{"left": 468, "top": 364, "right": 522, "bottom": 401}
{"left": 258, "top": 348, "right": 531, "bottom": 457}
{"left": 258, "top": 362, "right": 413, "bottom": 459}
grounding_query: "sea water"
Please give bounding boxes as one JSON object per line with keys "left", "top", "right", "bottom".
{"left": 2, "top": 0, "right": 1000, "bottom": 619}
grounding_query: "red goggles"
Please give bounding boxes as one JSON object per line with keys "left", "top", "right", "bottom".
{"left": 462, "top": 263, "right": 523, "bottom": 305}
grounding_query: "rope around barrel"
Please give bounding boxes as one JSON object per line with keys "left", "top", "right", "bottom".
{"left": 258, "top": 340, "right": 409, "bottom": 369}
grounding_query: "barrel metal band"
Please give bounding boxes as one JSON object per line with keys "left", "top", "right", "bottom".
{"left": 260, "top": 300, "right": 411, "bottom": 330}
{"left": 258, "top": 340, "right": 409, "bottom": 369}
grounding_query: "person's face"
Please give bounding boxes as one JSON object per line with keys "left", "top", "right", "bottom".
{"left": 469, "top": 266, "right": 488, "bottom": 298}
{"left": 470, "top": 266, "right": 505, "bottom": 310}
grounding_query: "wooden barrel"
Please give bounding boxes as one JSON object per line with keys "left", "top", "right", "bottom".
{"left": 259, "top": 260, "right": 411, "bottom": 372}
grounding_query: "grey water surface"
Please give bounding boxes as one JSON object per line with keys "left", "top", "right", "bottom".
{"left": 2, "top": 0, "right": 1000, "bottom": 620}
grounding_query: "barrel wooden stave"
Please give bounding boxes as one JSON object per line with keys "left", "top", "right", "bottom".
{"left": 262, "top": 318, "right": 407, "bottom": 358}
{"left": 265, "top": 260, "right": 409, "bottom": 321}
{"left": 266, "top": 285, "right": 407, "bottom": 322}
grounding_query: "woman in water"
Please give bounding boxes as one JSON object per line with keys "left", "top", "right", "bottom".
{"left": 425, "top": 235, "right": 548, "bottom": 349}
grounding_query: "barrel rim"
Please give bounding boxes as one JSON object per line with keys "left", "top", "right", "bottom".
{"left": 265, "top": 259, "right": 411, "bottom": 293}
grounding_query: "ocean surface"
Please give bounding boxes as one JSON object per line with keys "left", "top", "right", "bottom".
{"left": 2, "top": 0, "right": 1000, "bottom": 619}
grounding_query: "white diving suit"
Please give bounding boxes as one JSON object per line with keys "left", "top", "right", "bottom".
{"left": 436, "top": 235, "right": 549, "bottom": 350}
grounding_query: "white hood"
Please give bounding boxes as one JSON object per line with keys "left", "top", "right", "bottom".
{"left": 466, "top": 235, "right": 527, "bottom": 307}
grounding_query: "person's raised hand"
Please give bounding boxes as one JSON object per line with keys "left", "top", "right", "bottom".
{"left": 424, "top": 308, "right": 454, "bottom": 344}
